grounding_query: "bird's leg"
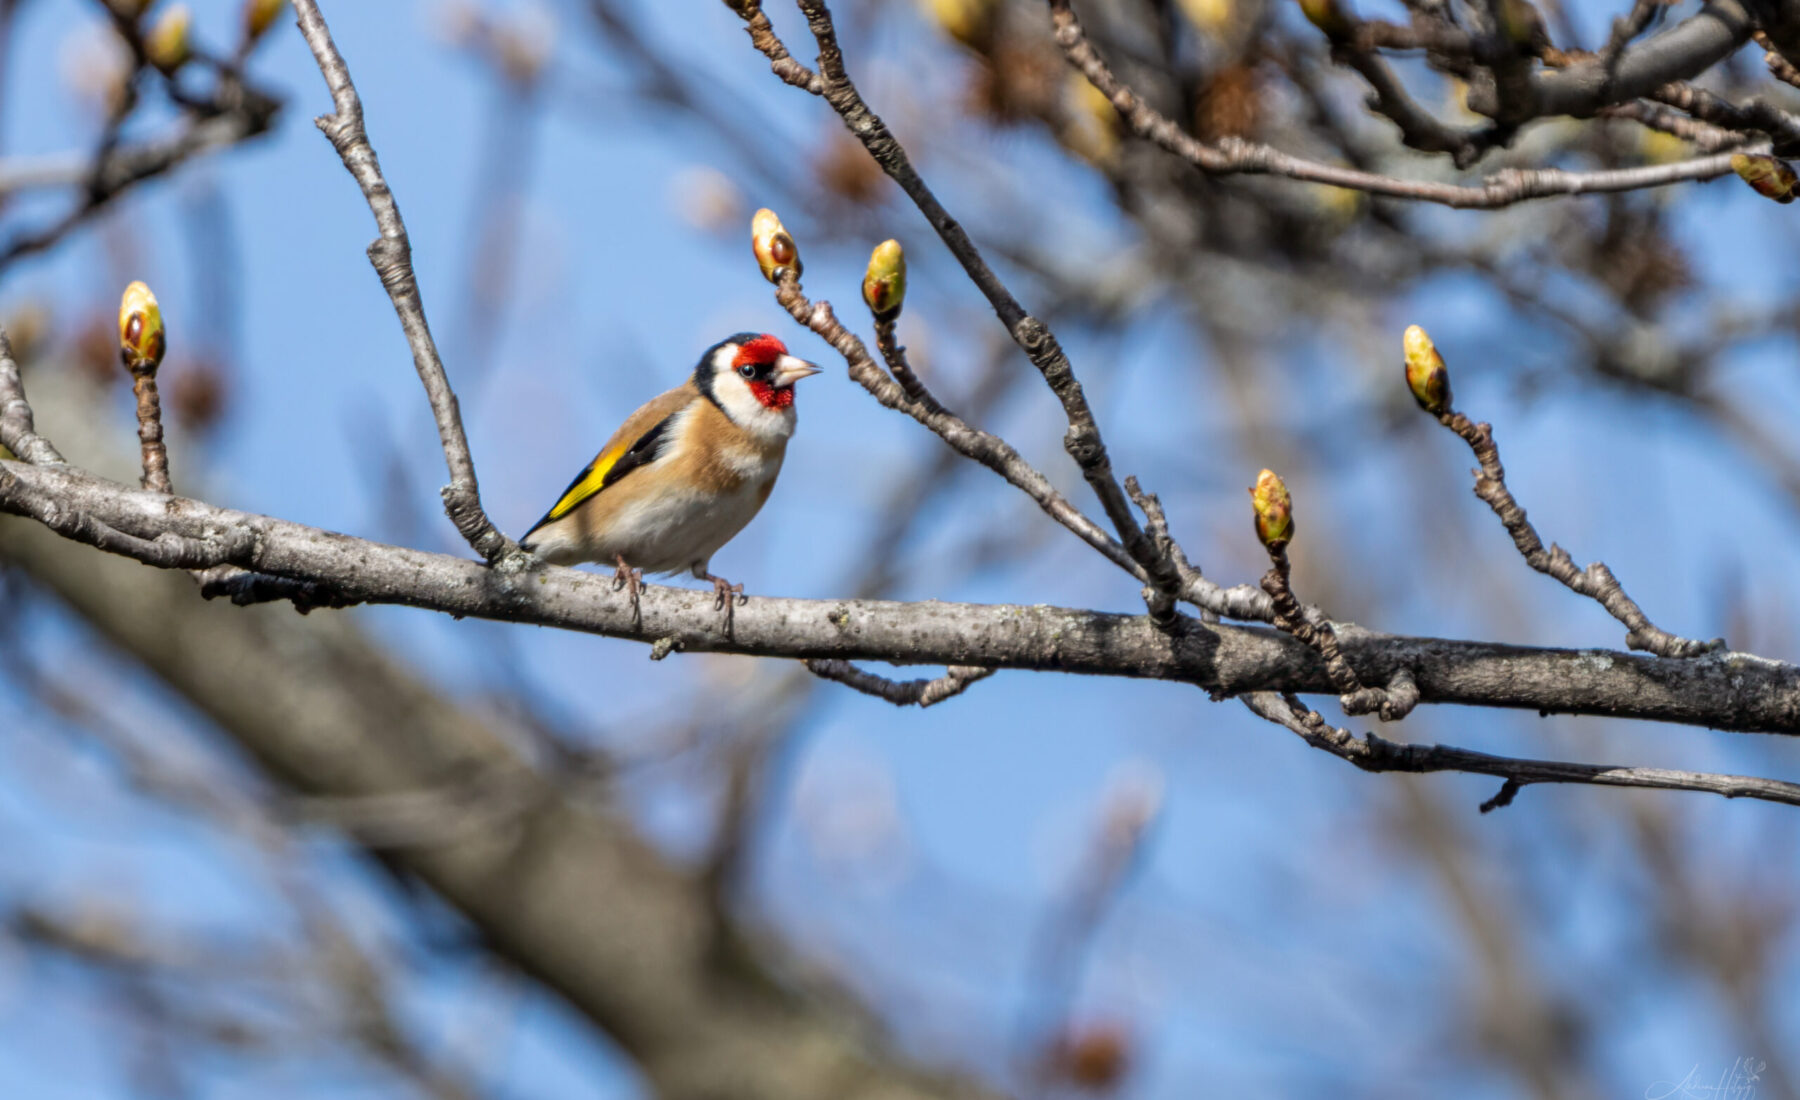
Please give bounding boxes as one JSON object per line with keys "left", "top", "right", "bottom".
{"left": 612, "top": 554, "right": 644, "bottom": 625}
{"left": 697, "top": 570, "right": 746, "bottom": 634}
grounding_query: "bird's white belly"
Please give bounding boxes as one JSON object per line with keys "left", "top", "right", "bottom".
{"left": 601, "top": 475, "right": 772, "bottom": 575}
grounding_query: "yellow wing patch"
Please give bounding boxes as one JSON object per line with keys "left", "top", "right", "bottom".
{"left": 545, "top": 442, "right": 628, "bottom": 522}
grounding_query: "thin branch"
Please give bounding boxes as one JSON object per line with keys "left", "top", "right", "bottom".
{"left": 191, "top": 564, "right": 361, "bottom": 612}
{"left": 0, "top": 108, "right": 276, "bottom": 272}
{"left": 872, "top": 315, "right": 947, "bottom": 417}
{"left": 1430, "top": 404, "right": 1719, "bottom": 657}
{"left": 1599, "top": 100, "right": 1747, "bottom": 151}
{"left": 730, "top": 0, "right": 1188, "bottom": 614}
{"left": 1259, "top": 537, "right": 1417, "bottom": 720}
{"left": 0, "top": 332, "right": 63, "bottom": 465}
{"left": 125, "top": 353, "right": 170, "bottom": 495}
{"left": 5, "top": 457, "right": 1800, "bottom": 733}
{"left": 1649, "top": 80, "right": 1800, "bottom": 150}
{"left": 1336, "top": 44, "right": 1491, "bottom": 166}
{"left": 1243, "top": 691, "right": 1800, "bottom": 811}
{"left": 1755, "top": 30, "right": 1800, "bottom": 88}
{"left": 804, "top": 659, "right": 994, "bottom": 707}
{"left": 1514, "top": 0, "right": 1759, "bottom": 117}
{"left": 1046, "top": 0, "right": 1759, "bottom": 208}
{"left": 290, "top": 0, "right": 514, "bottom": 564}
{"left": 767, "top": 269, "right": 1143, "bottom": 586}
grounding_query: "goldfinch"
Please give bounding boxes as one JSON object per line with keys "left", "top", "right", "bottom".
{"left": 519, "top": 332, "right": 821, "bottom": 623}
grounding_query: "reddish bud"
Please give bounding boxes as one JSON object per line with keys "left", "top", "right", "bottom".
{"left": 751, "top": 207, "right": 801, "bottom": 283}
{"left": 1731, "top": 153, "right": 1799, "bottom": 204}
{"left": 118, "top": 281, "right": 166, "bottom": 369}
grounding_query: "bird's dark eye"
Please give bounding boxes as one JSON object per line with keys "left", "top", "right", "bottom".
{"left": 738, "top": 363, "right": 757, "bottom": 378}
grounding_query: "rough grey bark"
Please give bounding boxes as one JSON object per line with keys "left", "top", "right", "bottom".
{"left": 2, "top": 457, "right": 1798, "bottom": 733}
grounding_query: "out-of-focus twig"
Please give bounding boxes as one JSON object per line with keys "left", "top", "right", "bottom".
{"left": 1046, "top": 0, "right": 1760, "bottom": 208}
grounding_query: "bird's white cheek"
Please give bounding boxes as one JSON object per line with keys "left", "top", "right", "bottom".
{"left": 715, "top": 376, "right": 797, "bottom": 442}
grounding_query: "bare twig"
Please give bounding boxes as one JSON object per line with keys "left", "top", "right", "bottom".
{"left": 730, "top": 0, "right": 1187, "bottom": 614}
{"left": 872, "top": 316, "right": 947, "bottom": 416}
{"left": 1336, "top": 44, "right": 1491, "bottom": 166}
{"left": 1244, "top": 692, "right": 1800, "bottom": 811}
{"left": 1431, "top": 406, "right": 1719, "bottom": 657}
{"left": 1755, "top": 30, "right": 1800, "bottom": 89}
{"left": 291, "top": 0, "right": 514, "bottom": 564}
{"left": 0, "top": 108, "right": 277, "bottom": 272}
{"left": 767, "top": 270, "right": 1141, "bottom": 583}
{"left": 124, "top": 355, "right": 169, "bottom": 495}
{"left": 1599, "top": 100, "right": 1746, "bottom": 151}
{"left": 1046, "top": 0, "right": 1759, "bottom": 208}
{"left": 0, "top": 332, "right": 63, "bottom": 464}
{"left": 804, "top": 659, "right": 994, "bottom": 707}
{"left": 1648, "top": 80, "right": 1800, "bottom": 151}
{"left": 1259, "top": 532, "right": 1419, "bottom": 720}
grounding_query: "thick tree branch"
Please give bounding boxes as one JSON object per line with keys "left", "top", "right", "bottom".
{"left": 1511, "top": 0, "right": 1760, "bottom": 118}
{"left": 3, "top": 458, "right": 1799, "bottom": 733}
{"left": 290, "top": 0, "right": 513, "bottom": 564}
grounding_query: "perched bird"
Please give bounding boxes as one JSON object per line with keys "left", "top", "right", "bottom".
{"left": 519, "top": 332, "right": 821, "bottom": 625}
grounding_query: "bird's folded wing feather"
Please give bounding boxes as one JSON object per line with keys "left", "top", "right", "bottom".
{"left": 527, "top": 386, "right": 693, "bottom": 533}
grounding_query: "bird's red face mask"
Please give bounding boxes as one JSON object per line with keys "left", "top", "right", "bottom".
{"left": 733, "top": 335, "right": 821, "bottom": 409}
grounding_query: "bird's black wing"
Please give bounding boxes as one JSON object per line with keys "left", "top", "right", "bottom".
{"left": 525, "top": 411, "right": 679, "bottom": 534}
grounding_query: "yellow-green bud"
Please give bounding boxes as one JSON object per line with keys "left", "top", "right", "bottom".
{"left": 751, "top": 207, "right": 801, "bottom": 284}
{"left": 1249, "top": 468, "right": 1293, "bottom": 551}
{"left": 1298, "top": 0, "right": 1350, "bottom": 38}
{"left": 1731, "top": 153, "right": 1799, "bottom": 204}
{"left": 244, "top": 0, "right": 286, "bottom": 43}
{"left": 146, "top": 4, "right": 193, "bottom": 74}
{"left": 862, "top": 239, "right": 907, "bottom": 319}
{"left": 118, "top": 281, "right": 166, "bottom": 368}
{"left": 1402, "top": 324, "right": 1452, "bottom": 415}
{"left": 1495, "top": 0, "right": 1543, "bottom": 47}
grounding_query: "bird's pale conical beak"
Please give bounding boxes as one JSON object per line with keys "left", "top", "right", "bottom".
{"left": 771, "top": 354, "right": 823, "bottom": 388}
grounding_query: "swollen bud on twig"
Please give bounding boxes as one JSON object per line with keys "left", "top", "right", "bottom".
{"left": 862, "top": 239, "right": 907, "bottom": 320}
{"left": 118, "top": 281, "right": 166, "bottom": 369}
{"left": 1297, "top": 0, "right": 1350, "bottom": 38}
{"left": 146, "top": 4, "right": 193, "bottom": 74}
{"left": 1730, "top": 153, "right": 1799, "bottom": 204}
{"left": 1249, "top": 468, "right": 1293, "bottom": 551}
{"left": 1402, "top": 324, "right": 1452, "bottom": 415}
{"left": 244, "top": 0, "right": 286, "bottom": 44}
{"left": 1495, "top": 0, "right": 1545, "bottom": 48}
{"left": 751, "top": 207, "right": 801, "bottom": 284}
